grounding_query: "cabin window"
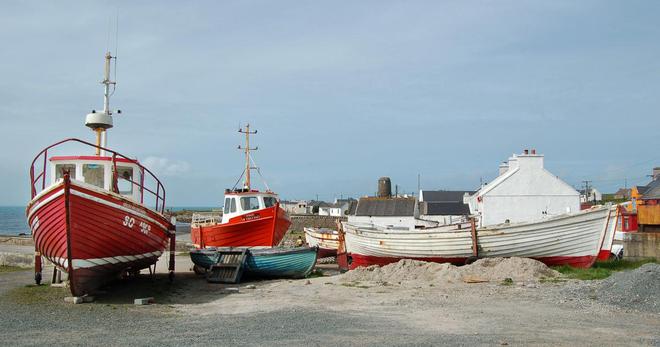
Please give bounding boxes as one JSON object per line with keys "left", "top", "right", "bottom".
{"left": 230, "top": 198, "right": 237, "bottom": 213}
{"left": 263, "top": 197, "right": 277, "bottom": 208}
{"left": 117, "top": 166, "right": 134, "bottom": 195}
{"left": 83, "top": 164, "right": 105, "bottom": 189}
{"left": 55, "top": 164, "right": 76, "bottom": 180}
{"left": 224, "top": 198, "right": 231, "bottom": 214}
{"left": 240, "top": 196, "right": 260, "bottom": 211}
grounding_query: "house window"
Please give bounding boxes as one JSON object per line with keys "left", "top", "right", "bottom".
{"left": 241, "top": 196, "right": 260, "bottom": 211}
{"left": 264, "top": 197, "right": 277, "bottom": 208}
{"left": 83, "top": 164, "right": 105, "bottom": 189}
{"left": 117, "top": 166, "right": 134, "bottom": 195}
{"left": 224, "top": 198, "right": 231, "bottom": 214}
{"left": 55, "top": 164, "right": 76, "bottom": 180}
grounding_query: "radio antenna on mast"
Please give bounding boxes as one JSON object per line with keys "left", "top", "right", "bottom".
{"left": 238, "top": 123, "right": 258, "bottom": 190}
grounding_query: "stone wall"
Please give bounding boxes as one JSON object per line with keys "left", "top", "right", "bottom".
{"left": 0, "top": 236, "right": 33, "bottom": 246}
{"left": 289, "top": 215, "right": 347, "bottom": 232}
{"left": 622, "top": 232, "right": 660, "bottom": 260}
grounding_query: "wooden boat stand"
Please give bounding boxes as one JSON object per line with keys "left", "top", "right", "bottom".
{"left": 335, "top": 219, "right": 350, "bottom": 272}
{"left": 51, "top": 267, "right": 63, "bottom": 284}
{"left": 466, "top": 218, "right": 480, "bottom": 264}
{"left": 207, "top": 248, "right": 249, "bottom": 284}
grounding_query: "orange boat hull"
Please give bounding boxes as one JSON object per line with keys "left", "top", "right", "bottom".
{"left": 191, "top": 206, "right": 291, "bottom": 248}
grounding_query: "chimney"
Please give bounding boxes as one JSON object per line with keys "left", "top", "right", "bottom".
{"left": 498, "top": 162, "right": 509, "bottom": 176}
{"left": 531, "top": 149, "right": 536, "bottom": 154}
{"left": 524, "top": 149, "right": 529, "bottom": 155}
{"left": 653, "top": 167, "right": 660, "bottom": 180}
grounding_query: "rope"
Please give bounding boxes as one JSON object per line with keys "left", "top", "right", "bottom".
{"left": 231, "top": 170, "right": 245, "bottom": 190}
{"left": 250, "top": 155, "right": 271, "bottom": 191}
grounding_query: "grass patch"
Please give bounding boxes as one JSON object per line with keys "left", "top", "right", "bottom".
{"left": 539, "top": 277, "right": 567, "bottom": 284}
{"left": 553, "top": 259, "right": 658, "bottom": 280}
{"left": 6, "top": 284, "right": 69, "bottom": 305}
{"left": 500, "top": 277, "right": 513, "bottom": 286}
{"left": 0, "top": 265, "right": 30, "bottom": 273}
{"left": 340, "top": 281, "right": 371, "bottom": 289}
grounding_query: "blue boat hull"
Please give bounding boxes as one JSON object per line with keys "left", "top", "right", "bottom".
{"left": 245, "top": 247, "right": 318, "bottom": 279}
{"left": 190, "top": 247, "right": 318, "bottom": 279}
{"left": 190, "top": 248, "right": 220, "bottom": 270}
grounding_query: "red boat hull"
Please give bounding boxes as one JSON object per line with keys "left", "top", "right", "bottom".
{"left": 348, "top": 253, "right": 597, "bottom": 270}
{"left": 27, "top": 178, "right": 174, "bottom": 296}
{"left": 191, "top": 206, "right": 290, "bottom": 248}
{"left": 317, "top": 248, "right": 338, "bottom": 258}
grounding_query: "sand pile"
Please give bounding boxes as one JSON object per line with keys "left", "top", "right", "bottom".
{"left": 461, "top": 257, "right": 560, "bottom": 282}
{"left": 341, "top": 259, "right": 461, "bottom": 283}
{"left": 595, "top": 263, "right": 660, "bottom": 313}
{"left": 341, "top": 257, "right": 560, "bottom": 284}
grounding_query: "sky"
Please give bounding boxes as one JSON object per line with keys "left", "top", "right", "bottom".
{"left": 1, "top": 1, "right": 659, "bottom": 207}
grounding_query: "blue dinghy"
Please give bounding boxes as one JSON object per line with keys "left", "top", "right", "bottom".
{"left": 190, "top": 248, "right": 221, "bottom": 272}
{"left": 245, "top": 247, "right": 318, "bottom": 279}
{"left": 190, "top": 246, "right": 318, "bottom": 279}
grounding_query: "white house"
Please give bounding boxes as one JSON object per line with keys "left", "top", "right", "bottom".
{"left": 280, "top": 200, "right": 314, "bottom": 215}
{"left": 464, "top": 149, "right": 580, "bottom": 227}
{"left": 580, "top": 188, "right": 602, "bottom": 203}
{"left": 318, "top": 202, "right": 342, "bottom": 216}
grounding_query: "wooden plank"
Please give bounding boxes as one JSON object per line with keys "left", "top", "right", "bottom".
{"left": 470, "top": 218, "right": 478, "bottom": 257}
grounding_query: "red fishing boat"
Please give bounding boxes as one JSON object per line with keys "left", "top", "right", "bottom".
{"left": 190, "top": 124, "right": 291, "bottom": 249}
{"left": 26, "top": 52, "right": 176, "bottom": 297}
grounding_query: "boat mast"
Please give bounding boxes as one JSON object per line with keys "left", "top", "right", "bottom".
{"left": 85, "top": 52, "right": 118, "bottom": 156}
{"left": 238, "top": 124, "right": 258, "bottom": 190}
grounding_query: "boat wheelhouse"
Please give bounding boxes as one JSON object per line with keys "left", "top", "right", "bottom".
{"left": 47, "top": 155, "right": 145, "bottom": 203}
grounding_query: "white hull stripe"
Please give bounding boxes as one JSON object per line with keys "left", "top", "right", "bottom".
{"left": 27, "top": 189, "right": 65, "bottom": 221}
{"left": 50, "top": 251, "right": 163, "bottom": 270}
{"left": 28, "top": 181, "right": 169, "bottom": 232}
{"left": 68, "top": 190, "right": 168, "bottom": 231}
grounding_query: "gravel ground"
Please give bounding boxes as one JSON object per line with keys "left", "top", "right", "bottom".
{"left": 0, "top": 258, "right": 658, "bottom": 346}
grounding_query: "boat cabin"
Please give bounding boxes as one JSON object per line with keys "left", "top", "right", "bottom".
{"left": 49, "top": 156, "right": 143, "bottom": 202}
{"left": 221, "top": 190, "right": 279, "bottom": 223}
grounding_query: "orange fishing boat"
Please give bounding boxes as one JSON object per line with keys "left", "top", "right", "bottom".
{"left": 190, "top": 124, "right": 291, "bottom": 248}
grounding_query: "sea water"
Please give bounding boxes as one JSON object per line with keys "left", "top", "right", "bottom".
{"left": 0, "top": 206, "right": 214, "bottom": 236}
{"left": 0, "top": 206, "right": 29, "bottom": 236}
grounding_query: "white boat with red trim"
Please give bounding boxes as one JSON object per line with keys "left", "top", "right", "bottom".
{"left": 342, "top": 205, "right": 617, "bottom": 270}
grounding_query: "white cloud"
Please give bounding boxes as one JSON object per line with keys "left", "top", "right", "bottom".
{"left": 142, "top": 156, "right": 191, "bottom": 177}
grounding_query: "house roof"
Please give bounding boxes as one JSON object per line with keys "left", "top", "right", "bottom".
{"left": 636, "top": 185, "right": 651, "bottom": 195}
{"left": 423, "top": 201, "right": 470, "bottom": 216}
{"left": 346, "top": 200, "right": 358, "bottom": 215}
{"left": 614, "top": 188, "right": 631, "bottom": 196}
{"left": 421, "top": 190, "right": 475, "bottom": 202}
{"left": 641, "top": 179, "right": 660, "bottom": 199}
{"left": 354, "top": 197, "right": 416, "bottom": 217}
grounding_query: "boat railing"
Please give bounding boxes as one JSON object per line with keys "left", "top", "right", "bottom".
{"left": 191, "top": 212, "right": 222, "bottom": 227}
{"left": 29, "top": 138, "right": 168, "bottom": 214}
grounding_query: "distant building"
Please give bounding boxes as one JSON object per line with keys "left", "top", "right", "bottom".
{"left": 579, "top": 187, "right": 602, "bottom": 203}
{"left": 419, "top": 190, "right": 474, "bottom": 224}
{"left": 464, "top": 149, "right": 580, "bottom": 227}
{"left": 614, "top": 188, "right": 632, "bottom": 200}
{"left": 637, "top": 172, "right": 660, "bottom": 232}
{"left": 318, "top": 202, "right": 342, "bottom": 217}
{"left": 281, "top": 200, "right": 314, "bottom": 215}
{"left": 350, "top": 197, "right": 419, "bottom": 226}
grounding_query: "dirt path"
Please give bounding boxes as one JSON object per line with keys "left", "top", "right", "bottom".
{"left": 0, "top": 257, "right": 658, "bottom": 346}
